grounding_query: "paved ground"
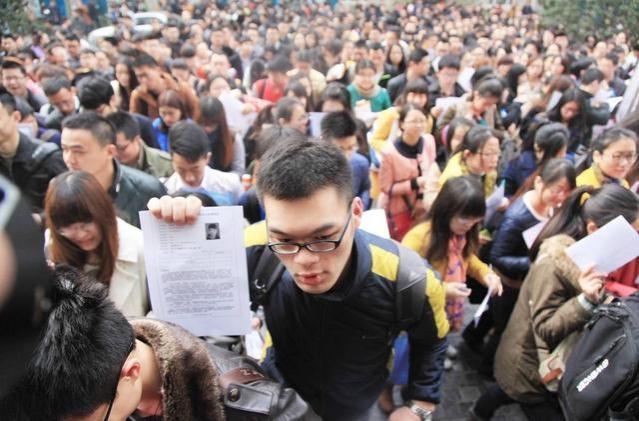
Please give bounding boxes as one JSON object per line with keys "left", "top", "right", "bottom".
{"left": 368, "top": 303, "right": 526, "bottom": 421}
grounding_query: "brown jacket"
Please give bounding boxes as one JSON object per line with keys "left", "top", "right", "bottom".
{"left": 129, "top": 72, "right": 200, "bottom": 121}
{"left": 494, "top": 234, "right": 593, "bottom": 403}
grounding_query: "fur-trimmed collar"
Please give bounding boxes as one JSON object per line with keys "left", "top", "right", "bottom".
{"left": 131, "top": 319, "right": 226, "bottom": 420}
{"left": 537, "top": 234, "right": 580, "bottom": 287}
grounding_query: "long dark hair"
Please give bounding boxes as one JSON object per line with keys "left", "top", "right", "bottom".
{"left": 425, "top": 175, "right": 486, "bottom": 262}
{"left": 115, "top": 56, "right": 138, "bottom": 111}
{"left": 199, "top": 96, "right": 233, "bottom": 169}
{"left": 546, "top": 88, "right": 587, "bottom": 129}
{"left": 45, "top": 171, "right": 119, "bottom": 285}
{"left": 511, "top": 158, "right": 576, "bottom": 204}
{"left": 530, "top": 184, "right": 639, "bottom": 260}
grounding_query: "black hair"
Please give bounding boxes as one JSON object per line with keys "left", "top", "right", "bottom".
{"left": 408, "top": 47, "right": 428, "bottom": 65}
{"left": 318, "top": 82, "right": 351, "bottom": 111}
{"left": 14, "top": 97, "right": 34, "bottom": 119}
{"left": 355, "top": 59, "right": 376, "bottom": 73}
{"left": 295, "top": 49, "right": 314, "bottom": 63}
{"left": 581, "top": 67, "right": 604, "bottom": 85}
{"left": 25, "top": 265, "right": 135, "bottom": 419}
{"left": 534, "top": 122, "right": 570, "bottom": 165}
{"left": 547, "top": 88, "right": 587, "bottom": 127}
{"left": 398, "top": 103, "right": 426, "bottom": 123}
{"left": 266, "top": 55, "right": 292, "bottom": 73}
{"left": 473, "top": 77, "right": 503, "bottom": 99}
{"left": 603, "top": 52, "right": 619, "bottom": 66}
{"left": 62, "top": 112, "right": 116, "bottom": 146}
{"left": 172, "top": 189, "right": 218, "bottom": 207}
{"left": 132, "top": 52, "right": 159, "bottom": 69}
{"left": 538, "top": 158, "right": 577, "bottom": 188}
{"left": 170, "top": 58, "right": 190, "bottom": 71}
{"left": 256, "top": 139, "right": 353, "bottom": 205}
{"left": 470, "top": 66, "right": 497, "bottom": 89}
{"left": 106, "top": 111, "right": 140, "bottom": 141}
{"left": 168, "top": 120, "right": 209, "bottom": 161}
{"left": 77, "top": 75, "right": 114, "bottom": 110}
{"left": 42, "top": 77, "right": 72, "bottom": 97}
{"left": 454, "top": 125, "right": 498, "bottom": 155}
{"left": 425, "top": 175, "right": 485, "bottom": 261}
{"left": 275, "top": 97, "right": 304, "bottom": 123}
{"left": 0, "top": 57, "right": 26, "bottom": 74}
{"left": 505, "top": 63, "right": 527, "bottom": 98}
{"left": 438, "top": 54, "right": 461, "bottom": 71}
{"left": 255, "top": 126, "right": 307, "bottom": 161}
{"left": 445, "top": 117, "right": 475, "bottom": 153}
{"left": 321, "top": 111, "right": 358, "bottom": 141}
{"left": 531, "top": 184, "right": 639, "bottom": 259}
{"left": 0, "top": 86, "right": 17, "bottom": 112}
{"left": 591, "top": 127, "right": 638, "bottom": 153}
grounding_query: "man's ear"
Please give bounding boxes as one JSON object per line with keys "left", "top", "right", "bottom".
{"left": 11, "top": 110, "right": 21, "bottom": 123}
{"left": 205, "top": 151, "right": 212, "bottom": 162}
{"left": 351, "top": 196, "right": 364, "bottom": 229}
{"left": 106, "top": 143, "right": 117, "bottom": 157}
{"left": 121, "top": 359, "right": 141, "bottom": 383}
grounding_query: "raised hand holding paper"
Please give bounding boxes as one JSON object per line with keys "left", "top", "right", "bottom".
{"left": 140, "top": 206, "right": 251, "bottom": 337}
{"left": 565, "top": 216, "right": 639, "bottom": 274}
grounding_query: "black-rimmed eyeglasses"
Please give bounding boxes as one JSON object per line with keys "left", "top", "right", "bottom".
{"left": 267, "top": 212, "right": 353, "bottom": 255}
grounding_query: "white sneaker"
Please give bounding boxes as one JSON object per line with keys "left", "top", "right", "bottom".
{"left": 444, "top": 358, "right": 453, "bottom": 371}
{"left": 446, "top": 345, "right": 459, "bottom": 359}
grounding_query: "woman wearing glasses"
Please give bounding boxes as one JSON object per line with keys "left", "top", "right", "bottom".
{"left": 576, "top": 127, "right": 638, "bottom": 188}
{"left": 378, "top": 104, "right": 437, "bottom": 240}
{"left": 438, "top": 125, "right": 502, "bottom": 198}
{"left": 44, "top": 171, "right": 149, "bottom": 317}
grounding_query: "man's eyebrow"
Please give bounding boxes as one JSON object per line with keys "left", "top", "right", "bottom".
{"left": 268, "top": 222, "right": 337, "bottom": 238}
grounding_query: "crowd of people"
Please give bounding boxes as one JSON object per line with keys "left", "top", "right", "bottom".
{"left": 2, "top": 0, "right": 639, "bottom": 420}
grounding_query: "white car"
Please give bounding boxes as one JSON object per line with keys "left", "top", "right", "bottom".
{"left": 88, "top": 12, "right": 168, "bottom": 46}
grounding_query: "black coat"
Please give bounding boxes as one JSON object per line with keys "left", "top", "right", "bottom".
{"left": 0, "top": 132, "right": 66, "bottom": 211}
{"left": 489, "top": 196, "right": 542, "bottom": 280}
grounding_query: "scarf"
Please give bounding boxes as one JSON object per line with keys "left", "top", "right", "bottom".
{"left": 356, "top": 81, "right": 381, "bottom": 99}
{"left": 444, "top": 234, "right": 467, "bottom": 332}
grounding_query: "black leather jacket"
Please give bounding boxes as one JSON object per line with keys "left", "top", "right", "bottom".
{"left": 0, "top": 132, "right": 66, "bottom": 211}
{"left": 108, "top": 159, "right": 167, "bottom": 228}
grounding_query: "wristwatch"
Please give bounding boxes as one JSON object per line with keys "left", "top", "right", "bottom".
{"left": 405, "top": 400, "right": 433, "bottom": 421}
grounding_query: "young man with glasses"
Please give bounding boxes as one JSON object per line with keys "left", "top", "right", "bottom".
{"left": 7, "top": 265, "right": 317, "bottom": 420}
{"left": 148, "top": 139, "right": 448, "bottom": 421}
{"left": 107, "top": 111, "right": 174, "bottom": 180}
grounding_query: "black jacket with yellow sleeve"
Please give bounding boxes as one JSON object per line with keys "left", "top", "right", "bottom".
{"left": 244, "top": 221, "right": 448, "bottom": 420}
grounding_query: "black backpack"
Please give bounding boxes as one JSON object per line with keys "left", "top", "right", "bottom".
{"left": 559, "top": 294, "right": 639, "bottom": 421}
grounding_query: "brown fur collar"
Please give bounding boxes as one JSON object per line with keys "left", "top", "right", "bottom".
{"left": 131, "top": 319, "right": 226, "bottom": 421}
{"left": 537, "top": 234, "right": 581, "bottom": 287}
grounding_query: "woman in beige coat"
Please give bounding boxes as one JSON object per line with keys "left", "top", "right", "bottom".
{"left": 470, "top": 184, "right": 639, "bottom": 420}
{"left": 45, "top": 171, "right": 149, "bottom": 317}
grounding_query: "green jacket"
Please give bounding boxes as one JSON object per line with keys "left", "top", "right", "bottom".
{"left": 132, "top": 142, "right": 174, "bottom": 180}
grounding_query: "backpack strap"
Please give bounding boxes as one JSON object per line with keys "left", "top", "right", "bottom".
{"left": 395, "top": 244, "right": 426, "bottom": 325}
{"left": 250, "top": 246, "right": 285, "bottom": 311}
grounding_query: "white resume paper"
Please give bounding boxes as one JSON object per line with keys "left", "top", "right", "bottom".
{"left": 140, "top": 207, "right": 251, "bottom": 337}
{"left": 566, "top": 215, "right": 639, "bottom": 274}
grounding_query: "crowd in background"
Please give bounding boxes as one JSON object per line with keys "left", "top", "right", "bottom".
{"left": 2, "top": 0, "right": 639, "bottom": 419}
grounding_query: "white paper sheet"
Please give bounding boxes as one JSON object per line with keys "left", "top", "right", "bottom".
{"left": 218, "top": 91, "right": 256, "bottom": 138}
{"left": 606, "top": 96, "right": 624, "bottom": 111}
{"left": 565, "top": 215, "right": 639, "bottom": 273}
{"left": 546, "top": 90, "right": 563, "bottom": 111}
{"left": 435, "top": 96, "right": 463, "bottom": 112}
{"left": 309, "top": 112, "right": 327, "bottom": 138}
{"left": 484, "top": 182, "right": 505, "bottom": 223}
{"left": 139, "top": 207, "right": 251, "bottom": 337}
{"left": 359, "top": 209, "right": 390, "bottom": 239}
{"left": 473, "top": 286, "right": 493, "bottom": 327}
{"left": 522, "top": 220, "right": 548, "bottom": 249}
